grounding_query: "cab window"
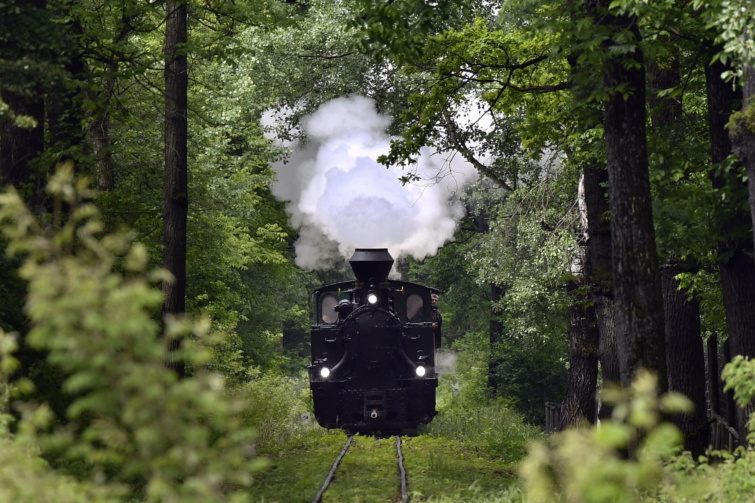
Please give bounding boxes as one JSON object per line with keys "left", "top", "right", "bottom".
{"left": 321, "top": 294, "right": 338, "bottom": 324}
{"left": 406, "top": 293, "right": 424, "bottom": 322}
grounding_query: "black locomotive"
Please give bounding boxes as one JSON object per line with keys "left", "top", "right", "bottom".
{"left": 309, "top": 248, "right": 440, "bottom": 435}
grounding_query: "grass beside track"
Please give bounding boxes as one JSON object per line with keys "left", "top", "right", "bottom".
{"left": 251, "top": 430, "right": 519, "bottom": 503}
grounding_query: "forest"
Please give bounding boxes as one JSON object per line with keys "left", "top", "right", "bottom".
{"left": 1, "top": 0, "right": 755, "bottom": 501}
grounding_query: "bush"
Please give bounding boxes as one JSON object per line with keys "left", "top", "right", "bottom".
{"left": 519, "top": 371, "right": 690, "bottom": 503}
{"left": 0, "top": 434, "right": 120, "bottom": 503}
{"left": 427, "top": 334, "right": 542, "bottom": 463}
{"left": 0, "top": 165, "right": 266, "bottom": 502}
{"left": 235, "top": 371, "right": 317, "bottom": 453}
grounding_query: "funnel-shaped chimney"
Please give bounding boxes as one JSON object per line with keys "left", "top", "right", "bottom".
{"left": 349, "top": 248, "right": 394, "bottom": 284}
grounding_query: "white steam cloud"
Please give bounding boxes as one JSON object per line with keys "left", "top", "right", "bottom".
{"left": 435, "top": 351, "right": 458, "bottom": 376}
{"left": 265, "top": 95, "right": 478, "bottom": 270}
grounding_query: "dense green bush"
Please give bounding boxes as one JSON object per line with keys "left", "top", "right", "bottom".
{"left": 235, "top": 371, "right": 317, "bottom": 453}
{"left": 0, "top": 433, "right": 120, "bottom": 502}
{"left": 518, "top": 367, "right": 755, "bottom": 503}
{"left": 489, "top": 335, "right": 568, "bottom": 426}
{"left": 519, "top": 371, "right": 690, "bottom": 503}
{"left": 428, "top": 333, "right": 543, "bottom": 464}
{"left": 0, "top": 166, "right": 267, "bottom": 502}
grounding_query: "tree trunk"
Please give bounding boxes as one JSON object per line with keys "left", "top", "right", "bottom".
{"left": 561, "top": 272, "right": 599, "bottom": 427}
{"left": 705, "top": 335, "right": 719, "bottom": 417}
{"left": 706, "top": 334, "right": 737, "bottom": 427}
{"left": 705, "top": 56, "right": 755, "bottom": 443}
{"left": 648, "top": 54, "right": 708, "bottom": 454}
{"left": 729, "top": 66, "right": 755, "bottom": 259}
{"left": 567, "top": 3, "right": 619, "bottom": 417}
{"left": 487, "top": 283, "right": 505, "bottom": 395}
{"left": 661, "top": 265, "right": 708, "bottom": 457}
{"left": 163, "top": 1, "right": 189, "bottom": 374}
{"left": 582, "top": 159, "right": 619, "bottom": 419}
{"left": 591, "top": 3, "right": 667, "bottom": 390}
{"left": 720, "top": 339, "right": 737, "bottom": 428}
{"left": 89, "top": 100, "right": 116, "bottom": 192}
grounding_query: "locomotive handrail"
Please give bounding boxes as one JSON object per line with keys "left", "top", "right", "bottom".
{"left": 326, "top": 350, "right": 350, "bottom": 377}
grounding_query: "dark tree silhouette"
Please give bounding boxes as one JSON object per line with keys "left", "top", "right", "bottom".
{"left": 163, "top": 1, "right": 189, "bottom": 374}
{"left": 705, "top": 55, "right": 755, "bottom": 442}
{"left": 587, "top": 0, "right": 668, "bottom": 390}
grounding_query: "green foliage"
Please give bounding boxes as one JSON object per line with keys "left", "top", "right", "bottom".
{"left": 722, "top": 355, "right": 755, "bottom": 412}
{"left": 522, "top": 396, "right": 755, "bottom": 503}
{"left": 0, "top": 166, "right": 266, "bottom": 501}
{"left": 0, "top": 241, "right": 27, "bottom": 334}
{"left": 0, "top": 330, "right": 19, "bottom": 433}
{"left": 490, "top": 336, "right": 568, "bottom": 426}
{"left": 403, "top": 227, "right": 491, "bottom": 342}
{"left": 0, "top": 435, "right": 120, "bottom": 503}
{"left": 351, "top": 0, "right": 480, "bottom": 65}
{"left": 692, "top": 0, "right": 755, "bottom": 73}
{"left": 428, "top": 333, "right": 543, "bottom": 463}
{"left": 235, "top": 371, "right": 315, "bottom": 453}
{"left": 519, "top": 371, "right": 690, "bottom": 503}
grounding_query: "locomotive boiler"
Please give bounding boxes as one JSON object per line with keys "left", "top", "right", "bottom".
{"left": 309, "top": 248, "right": 440, "bottom": 435}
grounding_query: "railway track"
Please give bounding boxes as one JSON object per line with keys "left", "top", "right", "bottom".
{"left": 311, "top": 435, "right": 409, "bottom": 503}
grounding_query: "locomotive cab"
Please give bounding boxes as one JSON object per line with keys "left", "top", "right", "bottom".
{"left": 309, "top": 248, "right": 439, "bottom": 435}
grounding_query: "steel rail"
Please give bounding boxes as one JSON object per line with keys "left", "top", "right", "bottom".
{"left": 312, "top": 434, "right": 410, "bottom": 503}
{"left": 311, "top": 435, "right": 354, "bottom": 503}
{"left": 396, "top": 435, "right": 408, "bottom": 503}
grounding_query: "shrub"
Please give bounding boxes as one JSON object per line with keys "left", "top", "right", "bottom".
{"left": 428, "top": 334, "right": 542, "bottom": 463}
{"left": 0, "top": 164, "right": 266, "bottom": 502}
{"left": 235, "top": 371, "right": 317, "bottom": 453}
{"left": 519, "top": 371, "right": 690, "bottom": 503}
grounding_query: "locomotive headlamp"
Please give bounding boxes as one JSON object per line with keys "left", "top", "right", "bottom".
{"left": 320, "top": 367, "right": 331, "bottom": 379}
{"left": 367, "top": 292, "right": 379, "bottom": 305}
{"left": 415, "top": 365, "right": 427, "bottom": 377}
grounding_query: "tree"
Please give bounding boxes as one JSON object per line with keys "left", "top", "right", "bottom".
{"left": 705, "top": 53, "right": 755, "bottom": 440}
{"left": 561, "top": 269, "right": 600, "bottom": 427}
{"left": 585, "top": 0, "right": 667, "bottom": 390}
{"left": 0, "top": 166, "right": 265, "bottom": 501}
{"left": 162, "top": 1, "right": 189, "bottom": 362}
{"left": 696, "top": 0, "right": 755, "bottom": 263}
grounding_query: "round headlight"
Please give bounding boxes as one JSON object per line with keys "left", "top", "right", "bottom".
{"left": 415, "top": 365, "right": 426, "bottom": 377}
{"left": 367, "top": 293, "right": 378, "bottom": 305}
{"left": 320, "top": 367, "right": 330, "bottom": 378}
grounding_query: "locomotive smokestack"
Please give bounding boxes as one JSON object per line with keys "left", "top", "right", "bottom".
{"left": 349, "top": 248, "right": 394, "bottom": 284}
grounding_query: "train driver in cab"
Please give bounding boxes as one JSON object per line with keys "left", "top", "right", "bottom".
{"left": 431, "top": 293, "right": 442, "bottom": 349}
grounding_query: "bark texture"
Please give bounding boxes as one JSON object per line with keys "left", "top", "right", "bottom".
{"left": 661, "top": 265, "right": 708, "bottom": 457}
{"left": 162, "top": 1, "right": 189, "bottom": 318}
{"left": 162, "top": 2, "right": 189, "bottom": 377}
{"left": 561, "top": 274, "right": 600, "bottom": 427}
{"left": 595, "top": 5, "right": 667, "bottom": 390}
{"left": 582, "top": 161, "right": 619, "bottom": 419}
{"left": 705, "top": 56, "right": 755, "bottom": 442}
{"left": 729, "top": 67, "right": 755, "bottom": 257}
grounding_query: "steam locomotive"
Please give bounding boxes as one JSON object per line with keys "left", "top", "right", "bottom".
{"left": 309, "top": 248, "right": 440, "bottom": 435}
